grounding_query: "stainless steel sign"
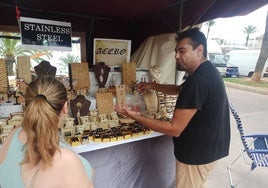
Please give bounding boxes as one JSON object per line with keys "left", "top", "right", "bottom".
{"left": 20, "top": 17, "right": 72, "bottom": 51}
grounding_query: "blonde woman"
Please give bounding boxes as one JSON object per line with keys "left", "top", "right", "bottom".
{"left": 0, "top": 76, "right": 93, "bottom": 188}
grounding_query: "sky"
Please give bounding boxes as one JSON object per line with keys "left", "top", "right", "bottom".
{"left": 201, "top": 4, "right": 268, "bottom": 45}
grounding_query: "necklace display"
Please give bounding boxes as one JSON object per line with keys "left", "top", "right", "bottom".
{"left": 39, "top": 64, "right": 53, "bottom": 76}
{"left": 92, "top": 62, "right": 110, "bottom": 88}
{"left": 34, "top": 61, "right": 57, "bottom": 77}
{"left": 70, "top": 95, "right": 91, "bottom": 125}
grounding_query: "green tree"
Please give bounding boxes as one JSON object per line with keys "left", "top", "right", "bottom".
{"left": 58, "top": 53, "right": 80, "bottom": 74}
{"left": 243, "top": 25, "right": 257, "bottom": 47}
{"left": 205, "top": 20, "right": 216, "bottom": 39}
{"left": 0, "top": 33, "right": 25, "bottom": 75}
{"left": 59, "top": 53, "right": 80, "bottom": 64}
{"left": 0, "top": 32, "right": 53, "bottom": 76}
{"left": 252, "top": 10, "right": 268, "bottom": 81}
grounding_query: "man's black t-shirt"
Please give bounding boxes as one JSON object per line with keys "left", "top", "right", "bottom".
{"left": 173, "top": 61, "right": 230, "bottom": 165}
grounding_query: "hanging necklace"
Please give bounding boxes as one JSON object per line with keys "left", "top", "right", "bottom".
{"left": 75, "top": 102, "right": 84, "bottom": 125}
{"left": 99, "top": 68, "right": 104, "bottom": 83}
{"left": 70, "top": 95, "right": 91, "bottom": 125}
{"left": 92, "top": 62, "right": 110, "bottom": 88}
{"left": 76, "top": 102, "right": 84, "bottom": 117}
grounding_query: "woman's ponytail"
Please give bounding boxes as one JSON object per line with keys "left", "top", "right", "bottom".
{"left": 21, "top": 77, "right": 67, "bottom": 168}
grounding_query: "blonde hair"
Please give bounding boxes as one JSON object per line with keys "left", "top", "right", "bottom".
{"left": 21, "top": 76, "right": 67, "bottom": 168}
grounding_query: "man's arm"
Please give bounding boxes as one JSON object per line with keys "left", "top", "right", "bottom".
{"left": 137, "top": 81, "right": 182, "bottom": 95}
{"left": 115, "top": 105, "right": 197, "bottom": 137}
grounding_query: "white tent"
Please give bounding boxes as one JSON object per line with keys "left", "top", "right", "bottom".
{"left": 131, "top": 33, "right": 182, "bottom": 84}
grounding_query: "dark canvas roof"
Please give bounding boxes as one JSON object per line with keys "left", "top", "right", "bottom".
{"left": 0, "top": 0, "right": 267, "bottom": 61}
{"left": 1, "top": 0, "right": 266, "bottom": 28}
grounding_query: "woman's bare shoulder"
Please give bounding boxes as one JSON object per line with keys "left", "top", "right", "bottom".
{"left": 52, "top": 147, "right": 92, "bottom": 188}
{"left": 55, "top": 147, "right": 81, "bottom": 164}
{"left": 0, "top": 126, "right": 21, "bottom": 163}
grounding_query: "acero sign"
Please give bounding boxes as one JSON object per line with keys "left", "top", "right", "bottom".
{"left": 93, "top": 38, "right": 131, "bottom": 66}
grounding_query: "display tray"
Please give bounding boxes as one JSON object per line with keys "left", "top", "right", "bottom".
{"left": 67, "top": 131, "right": 164, "bottom": 153}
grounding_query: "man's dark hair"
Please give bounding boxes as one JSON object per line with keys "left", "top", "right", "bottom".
{"left": 176, "top": 27, "right": 207, "bottom": 57}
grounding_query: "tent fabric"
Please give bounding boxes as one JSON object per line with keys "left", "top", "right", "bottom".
{"left": 0, "top": 1, "right": 267, "bottom": 40}
{"left": 131, "top": 33, "right": 177, "bottom": 84}
{"left": 0, "top": 0, "right": 267, "bottom": 63}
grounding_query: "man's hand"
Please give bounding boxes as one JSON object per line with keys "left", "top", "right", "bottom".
{"left": 115, "top": 105, "right": 140, "bottom": 117}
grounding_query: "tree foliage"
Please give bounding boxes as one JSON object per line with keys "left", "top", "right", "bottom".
{"left": 0, "top": 33, "right": 25, "bottom": 75}
{"left": 58, "top": 53, "right": 80, "bottom": 66}
{"left": 58, "top": 53, "right": 80, "bottom": 74}
{"left": 0, "top": 32, "right": 53, "bottom": 75}
{"left": 243, "top": 25, "right": 257, "bottom": 47}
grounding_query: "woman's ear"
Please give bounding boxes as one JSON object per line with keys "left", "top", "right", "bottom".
{"left": 59, "top": 101, "right": 68, "bottom": 123}
{"left": 62, "top": 101, "right": 68, "bottom": 114}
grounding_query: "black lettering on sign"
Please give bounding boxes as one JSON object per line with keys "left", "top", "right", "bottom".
{"left": 95, "top": 48, "right": 127, "bottom": 55}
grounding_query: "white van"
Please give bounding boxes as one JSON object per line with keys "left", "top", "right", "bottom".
{"left": 227, "top": 50, "right": 268, "bottom": 77}
{"left": 207, "top": 40, "right": 227, "bottom": 76}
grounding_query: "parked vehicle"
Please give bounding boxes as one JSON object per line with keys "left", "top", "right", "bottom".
{"left": 207, "top": 39, "right": 227, "bottom": 76}
{"left": 226, "top": 63, "right": 239, "bottom": 77}
{"left": 227, "top": 50, "right": 268, "bottom": 77}
{"left": 264, "top": 67, "right": 268, "bottom": 77}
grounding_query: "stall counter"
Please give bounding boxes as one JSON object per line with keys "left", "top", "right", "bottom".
{"left": 79, "top": 134, "right": 176, "bottom": 188}
{"left": 71, "top": 131, "right": 164, "bottom": 153}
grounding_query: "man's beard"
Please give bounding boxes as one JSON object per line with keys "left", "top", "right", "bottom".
{"left": 176, "top": 64, "right": 185, "bottom": 71}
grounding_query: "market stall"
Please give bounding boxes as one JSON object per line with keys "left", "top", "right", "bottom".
{"left": 0, "top": 1, "right": 267, "bottom": 187}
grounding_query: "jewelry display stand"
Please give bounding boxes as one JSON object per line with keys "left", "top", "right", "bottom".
{"left": 122, "top": 62, "right": 136, "bottom": 94}
{"left": 70, "top": 63, "right": 90, "bottom": 90}
{"left": 92, "top": 62, "right": 110, "bottom": 88}
{"left": 0, "top": 59, "right": 8, "bottom": 93}
{"left": 115, "top": 85, "right": 126, "bottom": 106}
{"left": 17, "top": 56, "right": 32, "bottom": 84}
{"left": 17, "top": 56, "right": 32, "bottom": 96}
{"left": 95, "top": 91, "right": 114, "bottom": 115}
{"left": 34, "top": 60, "right": 57, "bottom": 77}
{"left": 70, "top": 95, "right": 91, "bottom": 125}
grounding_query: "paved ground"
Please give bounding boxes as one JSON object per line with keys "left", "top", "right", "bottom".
{"left": 206, "top": 82, "right": 268, "bottom": 188}
{"left": 206, "top": 117, "right": 268, "bottom": 188}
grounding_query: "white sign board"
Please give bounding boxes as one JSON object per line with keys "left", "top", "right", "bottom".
{"left": 93, "top": 38, "right": 131, "bottom": 66}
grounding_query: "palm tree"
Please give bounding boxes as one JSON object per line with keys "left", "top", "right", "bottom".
{"left": 0, "top": 32, "right": 53, "bottom": 76}
{"left": 0, "top": 33, "right": 25, "bottom": 75}
{"left": 205, "top": 20, "right": 216, "bottom": 39}
{"left": 243, "top": 25, "right": 257, "bottom": 47}
{"left": 251, "top": 10, "right": 268, "bottom": 81}
{"left": 58, "top": 53, "right": 80, "bottom": 74}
